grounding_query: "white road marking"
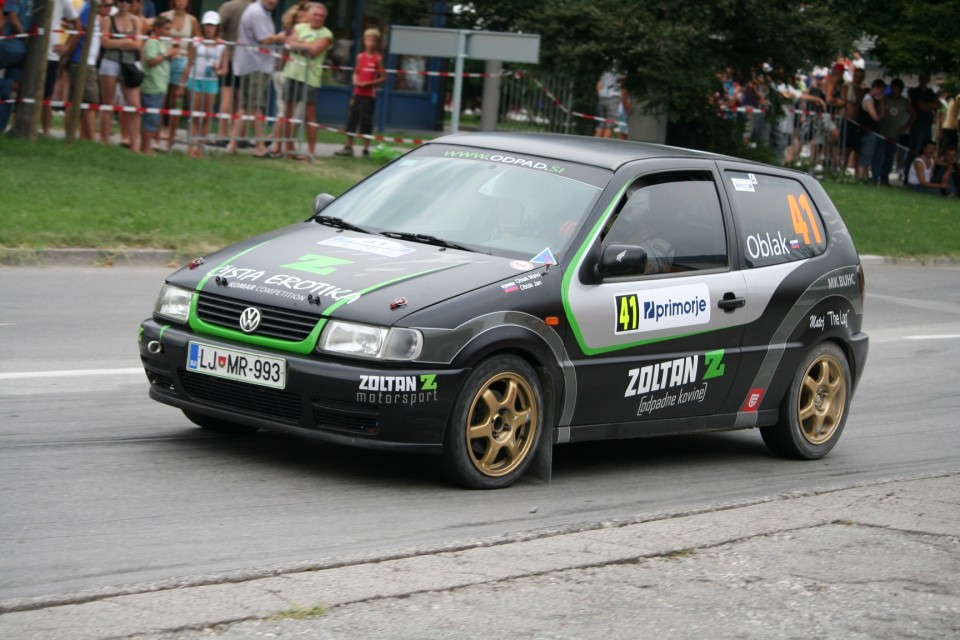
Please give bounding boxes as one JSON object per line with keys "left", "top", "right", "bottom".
{"left": 2, "top": 333, "right": 959, "bottom": 381}
{"left": 0, "top": 368, "right": 143, "bottom": 380}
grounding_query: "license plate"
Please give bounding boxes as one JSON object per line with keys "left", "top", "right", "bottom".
{"left": 186, "top": 342, "right": 286, "bottom": 389}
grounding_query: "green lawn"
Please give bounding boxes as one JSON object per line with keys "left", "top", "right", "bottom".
{"left": 1, "top": 136, "right": 958, "bottom": 259}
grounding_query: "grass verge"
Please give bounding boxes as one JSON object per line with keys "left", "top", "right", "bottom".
{"left": 1, "top": 136, "right": 958, "bottom": 259}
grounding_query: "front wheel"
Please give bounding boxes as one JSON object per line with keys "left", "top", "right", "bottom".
{"left": 761, "top": 342, "right": 850, "bottom": 459}
{"left": 443, "top": 355, "right": 543, "bottom": 489}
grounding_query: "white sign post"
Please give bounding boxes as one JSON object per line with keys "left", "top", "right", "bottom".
{"left": 389, "top": 26, "right": 540, "bottom": 134}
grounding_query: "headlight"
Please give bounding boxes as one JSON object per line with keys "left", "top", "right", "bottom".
{"left": 318, "top": 321, "right": 422, "bottom": 360}
{"left": 153, "top": 284, "right": 193, "bottom": 323}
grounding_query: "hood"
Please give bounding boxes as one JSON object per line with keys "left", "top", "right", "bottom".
{"left": 168, "top": 223, "right": 542, "bottom": 323}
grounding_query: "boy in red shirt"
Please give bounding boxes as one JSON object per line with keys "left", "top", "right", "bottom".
{"left": 335, "top": 28, "right": 385, "bottom": 157}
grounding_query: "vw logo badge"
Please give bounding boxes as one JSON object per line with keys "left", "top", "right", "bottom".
{"left": 239, "top": 307, "right": 262, "bottom": 333}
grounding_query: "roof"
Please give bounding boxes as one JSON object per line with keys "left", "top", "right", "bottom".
{"left": 431, "top": 132, "right": 728, "bottom": 172}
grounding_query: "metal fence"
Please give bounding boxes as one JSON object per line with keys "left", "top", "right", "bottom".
{"left": 497, "top": 71, "right": 574, "bottom": 134}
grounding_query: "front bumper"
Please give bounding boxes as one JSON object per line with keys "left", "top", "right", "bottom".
{"left": 138, "top": 319, "right": 466, "bottom": 453}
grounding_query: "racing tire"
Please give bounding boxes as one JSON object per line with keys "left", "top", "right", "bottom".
{"left": 182, "top": 410, "right": 260, "bottom": 435}
{"left": 761, "top": 342, "right": 850, "bottom": 459}
{"left": 443, "top": 355, "right": 543, "bottom": 489}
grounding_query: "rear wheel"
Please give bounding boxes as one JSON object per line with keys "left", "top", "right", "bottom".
{"left": 443, "top": 355, "right": 543, "bottom": 489}
{"left": 761, "top": 342, "right": 850, "bottom": 459}
{"left": 183, "top": 410, "right": 260, "bottom": 435}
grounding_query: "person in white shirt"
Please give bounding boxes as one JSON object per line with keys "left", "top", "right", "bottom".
{"left": 907, "top": 140, "right": 951, "bottom": 195}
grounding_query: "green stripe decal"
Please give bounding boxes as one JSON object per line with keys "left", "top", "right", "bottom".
{"left": 560, "top": 183, "right": 716, "bottom": 356}
{"left": 321, "top": 264, "right": 461, "bottom": 318}
{"left": 561, "top": 182, "right": 627, "bottom": 355}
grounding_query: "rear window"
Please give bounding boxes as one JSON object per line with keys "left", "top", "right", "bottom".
{"left": 726, "top": 171, "right": 827, "bottom": 268}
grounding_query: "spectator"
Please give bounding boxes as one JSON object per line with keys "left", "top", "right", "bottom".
{"left": 140, "top": 14, "right": 176, "bottom": 154}
{"left": 159, "top": 0, "right": 199, "bottom": 150}
{"left": 877, "top": 78, "right": 914, "bottom": 186}
{"left": 907, "top": 140, "right": 950, "bottom": 195}
{"left": 183, "top": 11, "right": 226, "bottom": 157}
{"left": 334, "top": 26, "right": 386, "bottom": 157}
{"left": 272, "top": 1, "right": 331, "bottom": 159}
{"left": 595, "top": 69, "right": 621, "bottom": 138}
{"left": 225, "top": 0, "right": 286, "bottom": 157}
{"left": 851, "top": 51, "right": 865, "bottom": 70}
{"left": 217, "top": 0, "right": 253, "bottom": 143}
{"left": 842, "top": 67, "right": 866, "bottom": 174}
{"left": 933, "top": 146, "right": 958, "bottom": 196}
{"left": 615, "top": 84, "right": 632, "bottom": 141}
{"left": 821, "top": 63, "right": 847, "bottom": 170}
{"left": 941, "top": 89, "right": 958, "bottom": 151}
{"left": 0, "top": 0, "right": 31, "bottom": 132}
{"left": 99, "top": 0, "right": 143, "bottom": 149}
{"left": 270, "top": 0, "right": 310, "bottom": 155}
{"left": 906, "top": 74, "right": 939, "bottom": 168}
{"left": 857, "top": 78, "right": 885, "bottom": 183}
{"left": 804, "top": 71, "right": 829, "bottom": 170}
{"left": 130, "top": 0, "right": 152, "bottom": 32}
{"left": 738, "top": 76, "right": 766, "bottom": 146}
{"left": 773, "top": 75, "right": 824, "bottom": 166}
{"left": 43, "top": 0, "right": 82, "bottom": 137}
{"left": 68, "top": 0, "right": 110, "bottom": 141}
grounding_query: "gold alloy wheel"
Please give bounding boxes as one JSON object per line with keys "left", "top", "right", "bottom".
{"left": 465, "top": 372, "right": 539, "bottom": 478}
{"left": 797, "top": 353, "right": 847, "bottom": 445}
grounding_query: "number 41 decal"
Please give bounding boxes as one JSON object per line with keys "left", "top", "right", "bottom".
{"left": 787, "top": 194, "right": 823, "bottom": 246}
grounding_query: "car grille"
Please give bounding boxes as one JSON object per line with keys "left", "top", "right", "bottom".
{"left": 196, "top": 292, "right": 320, "bottom": 342}
{"left": 180, "top": 369, "right": 303, "bottom": 422}
{"left": 311, "top": 397, "right": 380, "bottom": 436}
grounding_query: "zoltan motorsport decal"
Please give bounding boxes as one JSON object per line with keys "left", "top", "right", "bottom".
{"left": 624, "top": 349, "right": 726, "bottom": 416}
{"left": 357, "top": 374, "right": 439, "bottom": 406}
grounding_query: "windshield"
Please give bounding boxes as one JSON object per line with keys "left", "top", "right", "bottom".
{"left": 319, "top": 144, "right": 607, "bottom": 261}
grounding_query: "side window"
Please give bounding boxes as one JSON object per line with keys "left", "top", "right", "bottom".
{"left": 726, "top": 171, "right": 827, "bottom": 268}
{"left": 602, "top": 171, "right": 728, "bottom": 274}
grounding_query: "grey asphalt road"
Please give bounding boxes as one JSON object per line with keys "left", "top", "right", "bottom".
{"left": 0, "top": 261, "right": 958, "bottom": 611}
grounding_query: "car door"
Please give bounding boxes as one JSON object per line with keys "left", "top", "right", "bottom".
{"left": 560, "top": 161, "right": 750, "bottom": 436}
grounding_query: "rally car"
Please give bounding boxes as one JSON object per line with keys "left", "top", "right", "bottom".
{"left": 139, "top": 132, "right": 868, "bottom": 489}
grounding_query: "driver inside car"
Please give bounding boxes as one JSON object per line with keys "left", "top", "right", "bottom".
{"left": 606, "top": 187, "right": 675, "bottom": 274}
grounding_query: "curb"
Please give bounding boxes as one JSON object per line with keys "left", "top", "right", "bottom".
{"left": 2, "top": 249, "right": 957, "bottom": 268}
{"left": 0, "top": 248, "right": 184, "bottom": 267}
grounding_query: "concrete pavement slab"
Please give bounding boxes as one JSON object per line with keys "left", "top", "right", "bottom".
{"left": 1, "top": 473, "right": 957, "bottom": 639}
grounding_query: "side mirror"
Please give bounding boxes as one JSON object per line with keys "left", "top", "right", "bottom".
{"left": 312, "top": 193, "right": 336, "bottom": 216}
{"left": 597, "top": 244, "right": 648, "bottom": 277}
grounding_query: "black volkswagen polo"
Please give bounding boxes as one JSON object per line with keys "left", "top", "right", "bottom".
{"left": 139, "top": 132, "right": 868, "bottom": 488}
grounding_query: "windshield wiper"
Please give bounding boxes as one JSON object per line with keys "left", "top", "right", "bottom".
{"left": 381, "top": 231, "right": 476, "bottom": 252}
{"left": 313, "top": 215, "right": 370, "bottom": 234}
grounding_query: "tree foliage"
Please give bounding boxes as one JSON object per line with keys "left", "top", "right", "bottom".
{"left": 372, "top": 1, "right": 957, "bottom": 146}
{"left": 432, "top": 1, "right": 865, "bottom": 121}
{"left": 860, "top": 0, "right": 960, "bottom": 79}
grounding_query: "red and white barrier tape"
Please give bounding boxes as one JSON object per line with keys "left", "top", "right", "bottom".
{"left": 2, "top": 96, "right": 426, "bottom": 144}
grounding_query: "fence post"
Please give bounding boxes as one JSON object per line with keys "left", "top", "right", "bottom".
{"left": 480, "top": 60, "right": 501, "bottom": 132}
{"left": 12, "top": 0, "right": 51, "bottom": 139}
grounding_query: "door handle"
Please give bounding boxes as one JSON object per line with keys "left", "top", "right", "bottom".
{"left": 718, "top": 294, "right": 746, "bottom": 311}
